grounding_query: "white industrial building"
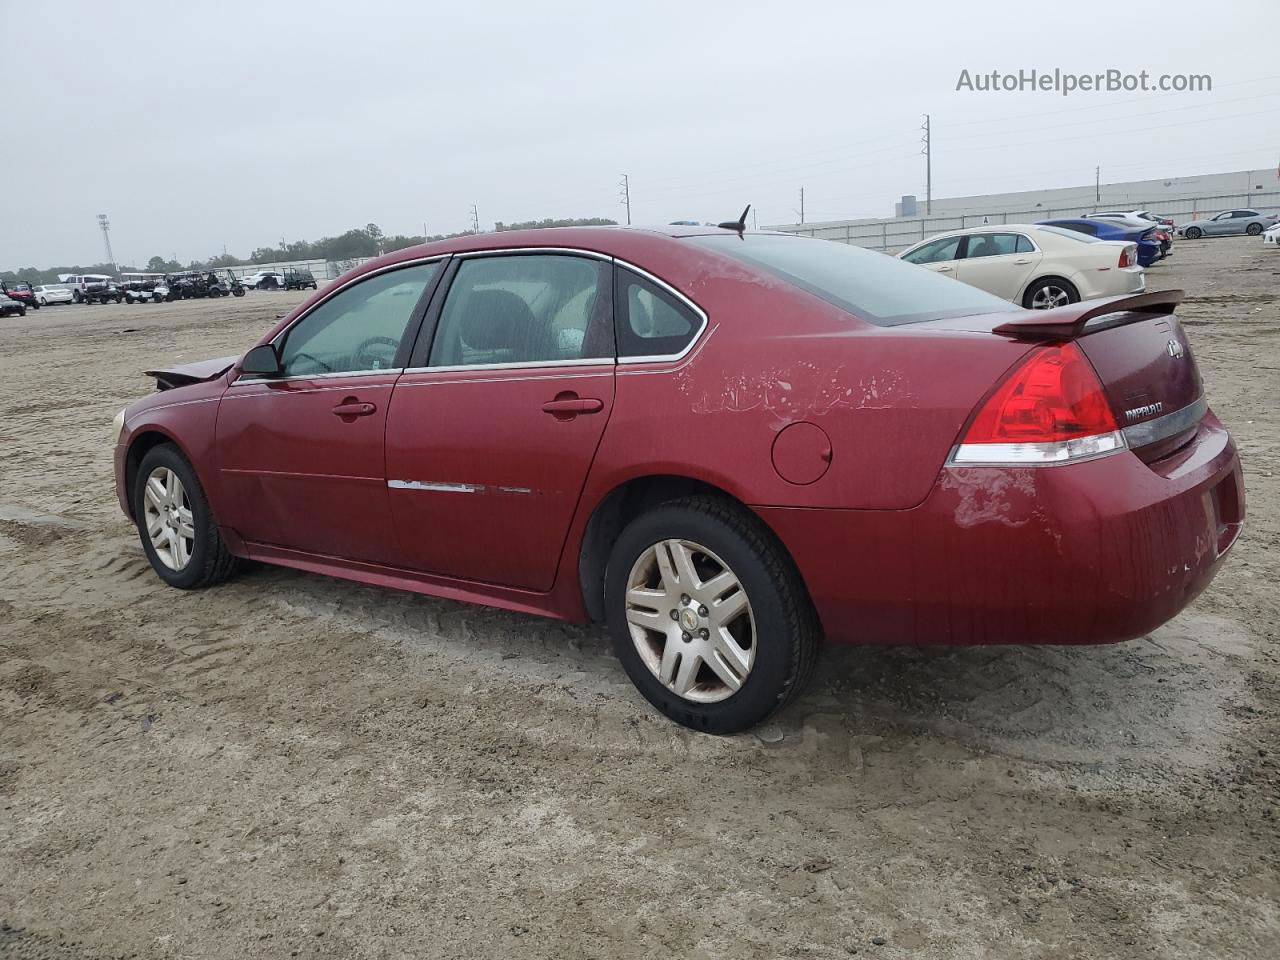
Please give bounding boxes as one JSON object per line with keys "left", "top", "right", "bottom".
{"left": 766, "top": 167, "right": 1280, "bottom": 252}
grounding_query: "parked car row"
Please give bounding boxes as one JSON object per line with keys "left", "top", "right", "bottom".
{"left": 898, "top": 223, "right": 1144, "bottom": 309}
{"left": 897, "top": 205, "right": 1272, "bottom": 310}
{"left": 3, "top": 268, "right": 321, "bottom": 312}
{"left": 1176, "top": 208, "right": 1278, "bottom": 239}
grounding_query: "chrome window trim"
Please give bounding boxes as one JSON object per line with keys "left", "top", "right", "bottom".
{"left": 231, "top": 254, "right": 450, "bottom": 385}
{"left": 408, "top": 247, "right": 710, "bottom": 371}
{"left": 402, "top": 357, "right": 611, "bottom": 374}
{"left": 234, "top": 367, "right": 405, "bottom": 387}
{"left": 614, "top": 260, "right": 709, "bottom": 364}
{"left": 1121, "top": 394, "right": 1207, "bottom": 449}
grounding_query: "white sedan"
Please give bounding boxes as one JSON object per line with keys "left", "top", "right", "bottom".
{"left": 33, "top": 284, "right": 74, "bottom": 305}
{"left": 897, "top": 224, "right": 1144, "bottom": 309}
{"left": 1264, "top": 221, "right": 1280, "bottom": 248}
{"left": 240, "top": 270, "right": 285, "bottom": 289}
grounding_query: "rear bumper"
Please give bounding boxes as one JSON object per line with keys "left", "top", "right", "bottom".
{"left": 757, "top": 412, "right": 1244, "bottom": 646}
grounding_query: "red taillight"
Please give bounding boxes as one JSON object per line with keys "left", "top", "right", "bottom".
{"left": 951, "top": 342, "right": 1125, "bottom": 465}
{"left": 1118, "top": 245, "right": 1134, "bottom": 268}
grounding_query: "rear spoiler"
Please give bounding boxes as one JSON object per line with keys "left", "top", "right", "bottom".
{"left": 992, "top": 289, "right": 1184, "bottom": 339}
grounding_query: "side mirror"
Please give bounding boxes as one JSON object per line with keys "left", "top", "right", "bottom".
{"left": 240, "top": 343, "right": 282, "bottom": 377}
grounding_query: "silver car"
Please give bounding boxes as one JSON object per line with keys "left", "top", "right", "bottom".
{"left": 1177, "top": 209, "right": 1278, "bottom": 239}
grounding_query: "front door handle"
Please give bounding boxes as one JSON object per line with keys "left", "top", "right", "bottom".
{"left": 542, "top": 392, "right": 604, "bottom": 419}
{"left": 332, "top": 399, "right": 377, "bottom": 419}
{"left": 936, "top": 265, "right": 953, "bottom": 272}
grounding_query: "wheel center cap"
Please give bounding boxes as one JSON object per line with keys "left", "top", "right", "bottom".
{"left": 679, "top": 608, "right": 700, "bottom": 632}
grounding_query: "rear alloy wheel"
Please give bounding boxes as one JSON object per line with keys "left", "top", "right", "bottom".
{"left": 1185, "top": 227, "right": 1203, "bottom": 239}
{"left": 133, "top": 445, "right": 240, "bottom": 589}
{"left": 1024, "top": 278, "right": 1078, "bottom": 310}
{"left": 1246, "top": 223, "right": 1263, "bottom": 236}
{"left": 605, "top": 496, "right": 818, "bottom": 733}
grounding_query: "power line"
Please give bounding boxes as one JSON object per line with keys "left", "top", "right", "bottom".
{"left": 921, "top": 114, "right": 931, "bottom": 214}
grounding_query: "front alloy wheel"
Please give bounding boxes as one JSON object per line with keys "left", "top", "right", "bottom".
{"left": 624, "top": 538, "right": 755, "bottom": 702}
{"left": 142, "top": 466, "right": 195, "bottom": 571}
{"left": 132, "top": 444, "right": 241, "bottom": 589}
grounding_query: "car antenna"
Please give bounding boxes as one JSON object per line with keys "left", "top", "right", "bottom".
{"left": 716, "top": 204, "right": 751, "bottom": 234}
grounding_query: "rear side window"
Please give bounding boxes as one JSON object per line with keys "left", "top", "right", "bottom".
{"left": 614, "top": 267, "right": 702, "bottom": 358}
{"left": 429, "top": 255, "right": 612, "bottom": 367}
{"left": 688, "top": 233, "right": 1011, "bottom": 326}
{"left": 964, "top": 233, "right": 1023, "bottom": 258}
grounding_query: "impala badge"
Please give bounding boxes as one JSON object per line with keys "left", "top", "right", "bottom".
{"left": 1125, "top": 402, "right": 1164, "bottom": 421}
{"left": 1167, "top": 339, "right": 1185, "bottom": 359}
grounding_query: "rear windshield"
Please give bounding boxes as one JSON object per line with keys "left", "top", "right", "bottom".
{"left": 687, "top": 233, "right": 1012, "bottom": 326}
{"left": 1036, "top": 225, "right": 1101, "bottom": 243}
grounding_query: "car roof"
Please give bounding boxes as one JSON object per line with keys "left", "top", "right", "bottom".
{"left": 344, "top": 224, "right": 754, "bottom": 272}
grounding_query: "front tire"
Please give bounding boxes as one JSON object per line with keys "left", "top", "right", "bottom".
{"left": 132, "top": 444, "right": 241, "bottom": 589}
{"left": 604, "top": 496, "right": 819, "bottom": 734}
{"left": 1023, "top": 277, "right": 1079, "bottom": 310}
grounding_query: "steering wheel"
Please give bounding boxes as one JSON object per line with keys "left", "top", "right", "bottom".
{"left": 353, "top": 336, "right": 400, "bottom": 371}
{"left": 287, "top": 350, "right": 333, "bottom": 374}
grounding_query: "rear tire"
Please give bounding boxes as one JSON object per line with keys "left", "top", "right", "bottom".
{"left": 1185, "top": 226, "right": 1202, "bottom": 239}
{"left": 604, "top": 496, "right": 819, "bottom": 734}
{"left": 1023, "top": 277, "right": 1079, "bottom": 310}
{"left": 132, "top": 444, "right": 241, "bottom": 590}
{"left": 1247, "top": 223, "right": 1263, "bottom": 236}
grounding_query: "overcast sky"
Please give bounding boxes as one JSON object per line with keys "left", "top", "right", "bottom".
{"left": 3, "top": 0, "right": 1278, "bottom": 268}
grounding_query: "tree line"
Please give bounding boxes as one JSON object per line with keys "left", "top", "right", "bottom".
{"left": 1, "top": 217, "right": 618, "bottom": 285}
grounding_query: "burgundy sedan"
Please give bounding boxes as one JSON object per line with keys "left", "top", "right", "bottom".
{"left": 113, "top": 226, "right": 1244, "bottom": 733}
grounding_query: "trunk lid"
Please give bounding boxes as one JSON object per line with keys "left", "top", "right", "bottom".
{"left": 1075, "top": 312, "right": 1204, "bottom": 462}
{"left": 930, "top": 291, "right": 1205, "bottom": 462}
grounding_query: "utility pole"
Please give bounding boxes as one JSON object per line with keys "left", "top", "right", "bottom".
{"left": 752, "top": 208, "right": 758, "bottom": 230}
{"left": 469, "top": 204, "right": 481, "bottom": 234}
{"left": 97, "top": 214, "right": 116, "bottom": 273}
{"left": 1095, "top": 166, "right": 1101, "bottom": 203}
{"left": 619, "top": 174, "right": 631, "bottom": 225}
{"left": 921, "top": 114, "right": 932, "bottom": 215}
{"left": 797, "top": 187, "right": 805, "bottom": 224}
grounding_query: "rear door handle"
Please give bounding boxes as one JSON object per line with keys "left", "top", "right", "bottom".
{"left": 332, "top": 400, "right": 377, "bottom": 418}
{"left": 542, "top": 393, "right": 604, "bottom": 419}
{"left": 1013, "top": 258, "right": 1032, "bottom": 264}
{"left": 935, "top": 265, "right": 953, "bottom": 272}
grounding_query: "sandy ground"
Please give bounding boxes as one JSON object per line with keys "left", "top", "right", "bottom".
{"left": 0, "top": 240, "right": 1277, "bottom": 960}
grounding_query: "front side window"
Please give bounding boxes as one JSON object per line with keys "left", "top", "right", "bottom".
{"left": 615, "top": 268, "right": 701, "bottom": 358}
{"left": 902, "top": 235, "right": 961, "bottom": 265}
{"left": 429, "top": 255, "right": 612, "bottom": 367}
{"left": 278, "top": 262, "right": 439, "bottom": 376}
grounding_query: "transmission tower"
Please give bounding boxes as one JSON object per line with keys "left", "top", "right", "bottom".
{"left": 97, "top": 214, "right": 116, "bottom": 272}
